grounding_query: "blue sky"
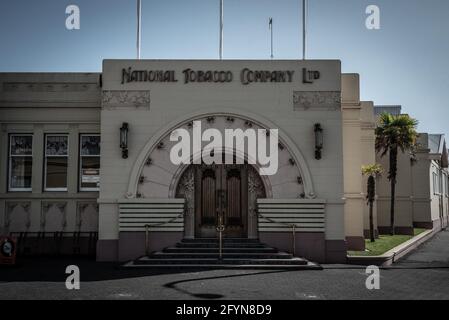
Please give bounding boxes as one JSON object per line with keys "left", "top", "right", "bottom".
{"left": 0, "top": 0, "right": 448, "bottom": 138}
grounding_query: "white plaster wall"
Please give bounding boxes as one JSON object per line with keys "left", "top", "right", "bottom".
{"left": 430, "top": 161, "right": 442, "bottom": 222}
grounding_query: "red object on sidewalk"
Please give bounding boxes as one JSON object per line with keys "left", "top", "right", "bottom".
{"left": 0, "top": 236, "right": 17, "bottom": 265}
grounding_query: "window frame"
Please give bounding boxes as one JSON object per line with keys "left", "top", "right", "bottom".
{"left": 438, "top": 171, "right": 443, "bottom": 196}
{"left": 44, "top": 134, "right": 69, "bottom": 192}
{"left": 433, "top": 172, "right": 439, "bottom": 195}
{"left": 445, "top": 173, "right": 449, "bottom": 197}
{"left": 79, "top": 134, "right": 101, "bottom": 192}
{"left": 8, "top": 134, "right": 33, "bottom": 192}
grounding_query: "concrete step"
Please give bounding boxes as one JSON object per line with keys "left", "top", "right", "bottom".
{"left": 122, "top": 261, "right": 322, "bottom": 270}
{"left": 176, "top": 242, "right": 268, "bottom": 248}
{"left": 134, "top": 257, "right": 308, "bottom": 265}
{"left": 122, "top": 238, "right": 320, "bottom": 270}
{"left": 164, "top": 247, "right": 278, "bottom": 253}
{"left": 181, "top": 238, "right": 261, "bottom": 244}
{"left": 145, "top": 252, "right": 294, "bottom": 259}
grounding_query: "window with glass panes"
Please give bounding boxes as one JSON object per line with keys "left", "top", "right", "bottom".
{"left": 8, "top": 135, "right": 33, "bottom": 191}
{"left": 44, "top": 135, "right": 68, "bottom": 191}
{"left": 79, "top": 135, "right": 100, "bottom": 191}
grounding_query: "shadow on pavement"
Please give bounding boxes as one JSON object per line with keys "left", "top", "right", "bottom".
{"left": 163, "top": 270, "right": 291, "bottom": 299}
{"left": 0, "top": 257, "right": 294, "bottom": 283}
{"left": 0, "top": 257, "right": 215, "bottom": 282}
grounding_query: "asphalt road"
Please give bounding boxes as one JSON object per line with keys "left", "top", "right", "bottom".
{"left": 1, "top": 229, "right": 448, "bottom": 300}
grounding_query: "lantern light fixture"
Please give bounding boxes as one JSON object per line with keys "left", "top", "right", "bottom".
{"left": 314, "top": 123, "right": 323, "bottom": 160}
{"left": 120, "top": 122, "right": 129, "bottom": 159}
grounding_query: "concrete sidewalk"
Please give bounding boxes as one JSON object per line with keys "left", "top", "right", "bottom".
{"left": 0, "top": 229, "right": 448, "bottom": 300}
{"left": 395, "top": 228, "right": 449, "bottom": 267}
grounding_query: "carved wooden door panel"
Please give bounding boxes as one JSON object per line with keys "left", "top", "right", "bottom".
{"left": 223, "top": 165, "right": 247, "bottom": 237}
{"left": 194, "top": 164, "right": 247, "bottom": 238}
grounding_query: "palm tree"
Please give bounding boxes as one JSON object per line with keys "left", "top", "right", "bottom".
{"left": 375, "top": 113, "right": 419, "bottom": 235}
{"left": 362, "top": 164, "right": 383, "bottom": 242}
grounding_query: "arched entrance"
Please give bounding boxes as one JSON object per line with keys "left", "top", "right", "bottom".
{"left": 129, "top": 110, "right": 315, "bottom": 240}
{"left": 127, "top": 108, "right": 316, "bottom": 200}
{"left": 176, "top": 163, "right": 266, "bottom": 239}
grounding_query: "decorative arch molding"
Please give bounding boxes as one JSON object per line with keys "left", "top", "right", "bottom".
{"left": 126, "top": 107, "right": 316, "bottom": 199}
{"left": 167, "top": 148, "right": 274, "bottom": 199}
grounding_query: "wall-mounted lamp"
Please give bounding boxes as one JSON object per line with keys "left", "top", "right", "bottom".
{"left": 314, "top": 123, "right": 323, "bottom": 160}
{"left": 120, "top": 122, "right": 129, "bottom": 159}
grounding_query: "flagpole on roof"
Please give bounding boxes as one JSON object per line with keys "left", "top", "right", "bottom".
{"left": 219, "top": 0, "right": 224, "bottom": 60}
{"left": 137, "top": 0, "right": 142, "bottom": 59}
{"left": 269, "top": 18, "right": 274, "bottom": 59}
{"left": 302, "top": 0, "right": 307, "bottom": 60}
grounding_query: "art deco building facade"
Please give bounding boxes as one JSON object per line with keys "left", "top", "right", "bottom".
{"left": 0, "top": 60, "right": 447, "bottom": 264}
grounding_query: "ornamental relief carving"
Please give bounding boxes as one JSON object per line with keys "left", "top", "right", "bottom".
{"left": 102, "top": 90, "right": 151, "bottom": 110}
{"left": 248, "top": 166, "right": 266, "bottom": 217}
{"left": 176, "top": 167, "right": 195, "bottom": 215}
{"left": 4, "top": 202, "right": 31, "bottom": 230}
{"left": 3, "top": 82, "right": 99, "bottom": 92}
{"left": 293, "top": 91, "right": 341, "bottom": 111}
{"left": 76, "top": 202, "right": 99, "bottom": 232}
{"left": 40, "top": 202, "right": 68, "bottom": 231}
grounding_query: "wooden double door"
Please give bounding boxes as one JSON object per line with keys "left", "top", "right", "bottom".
{"left": 194, "top": 164, "right": 248, "bottom": 238}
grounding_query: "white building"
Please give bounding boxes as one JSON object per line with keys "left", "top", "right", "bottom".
{"left": 0, "top": 60, "right": 446, "bottom": 265}
{"left": 374, "top": 106, "right": 449, "bottom": 235}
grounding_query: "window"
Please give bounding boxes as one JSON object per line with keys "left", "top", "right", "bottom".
{"left": 433, "top": 172, "right": 439, "bottom": 195}
{"left": 8, "top": 135, "right": 33, "bottom": 191}
{"left": 446, "top": 176, "right": 449, "bottom": 197}
{"left": 44, "top": 135, "right": 68, "bottom": 191}
{"left": 79, "top": 135, "right": 100, "bottom": 191}
{"left": 445, "top": 174, "right": 449, "bottom": 197}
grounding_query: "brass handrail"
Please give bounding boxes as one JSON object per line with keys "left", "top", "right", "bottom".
{"left": 144, "top": 212, "right": 184, "bottom": 256}
{"left": 259, "top": 213, "right": 297, "bottom": 256}
{"left": 216, "top": 214, "right": 225, "bottom": 260}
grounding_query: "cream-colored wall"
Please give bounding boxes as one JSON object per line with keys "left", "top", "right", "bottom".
{"left": 429, "top": 160, "right": 449, "bottom": 224}
{"left": 99, "top": 60, "right": 346, "bottom": 243}
{"left": 411, "top": 145, "right": 432, "bottom": 224}
{"left": 0, "top": 73, "right": 101, "bottom": 235}
{"left": 376, "top": 145, "right": 414, "bottom": 230}
{"left": 341, "top": 74, "right": 376, "bottom": 246}
{"left": 360, "top": 101, "right": 378, "bottom": 234}
{"left": 376, "top": 130, "right": 449, "bottom": 231}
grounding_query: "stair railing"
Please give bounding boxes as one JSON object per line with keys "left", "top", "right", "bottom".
{"left": 144, "top": 212, "right": 184, "bottom": 256}
{"left": 259, "top": 213, "right": 297, "bottom": 256}
{"left": 216, "top": 214, "right": 226, "bottom": 260}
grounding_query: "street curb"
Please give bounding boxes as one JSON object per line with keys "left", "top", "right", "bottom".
{"left": 346, "top": 228, "right": 438, "bottom": 266}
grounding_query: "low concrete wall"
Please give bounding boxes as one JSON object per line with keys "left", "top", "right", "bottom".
{"left": 346, "top": 236, "right": 365, "bottom": 251}
{"left": 117, "top": 231, "right": 184, "bottom": 262}
{"left": 97, "top": 239, "right": 118, "bottom": 261}
{"left": 259, "top": 232, "right": 347, "bottom": 264}
{"left": 347, "top": 228, "right": 436, "bottom": 266}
